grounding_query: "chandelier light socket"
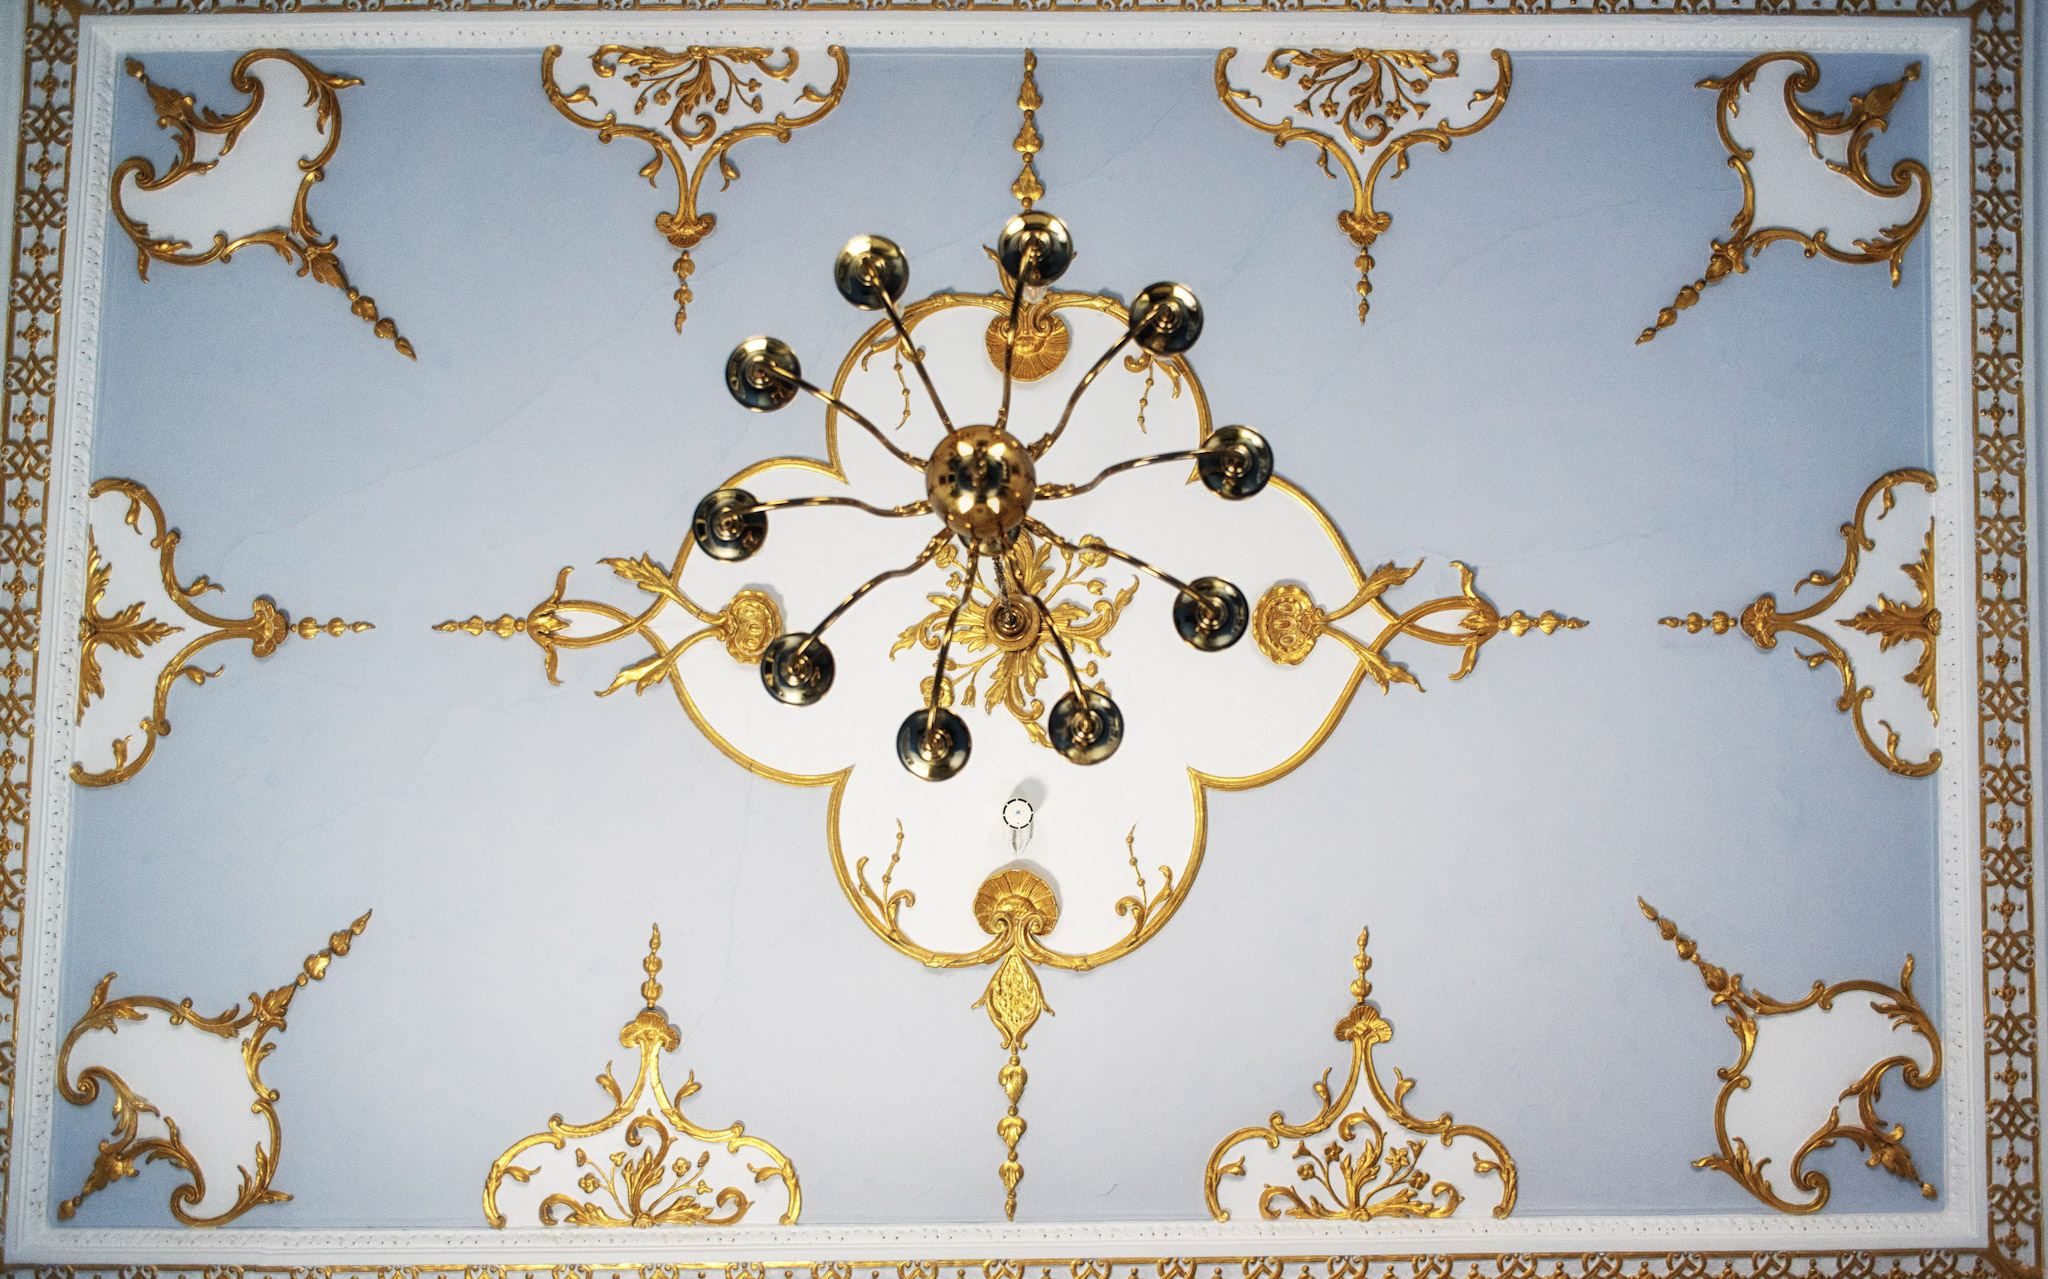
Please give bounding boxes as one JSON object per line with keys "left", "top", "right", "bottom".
{"left": 691, "top": 488, "right": 768, "bottom": 562}
{"left": 898, "top": 707, "right": 972, "bottom": 780}
{"left": 1173, "top": 576, "right": 1249, "bottom": 652}
{"left": 1197, "top": 425, "right": 1272, "bottom": 500}
{"left": 725, "top": 337, "right": 802, "bottom": 412}
{"left": 760, "top": 633, "right": 835, "bottom": 705}
{"left": 834, "top": 235, "right": 910, "bottom": 310}
{"left": 996, "top": 210, "right": 1075, "bottom": 287}
{"left": 1049, "top": 689, "right": 1123, "bottom": 765}
{"left": 1128, "top": 282, "right": 1203, "bottom": 355}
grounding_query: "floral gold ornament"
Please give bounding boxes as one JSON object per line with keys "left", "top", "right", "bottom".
{"left": 483, "top": 925, "right": 799, "bottom": 1228}
{"left": 1249, "top": 557, "right": 1583, "bottom": 689}
{"left": 1638, "top": 52, "right": 1931, "bottom": 344}
{"left": 1638, "top": 899, "right": 1942, "bottom": 1213}
{"left": 1659, "top": 468, "right": 1939, "bottom": 776}
{"left": 1216, "top": 47, "right": 1512, "bottom": 321}
{"left": 72, "top": 478, "right": 373, "bottom": 788}
{"left": 969, "top": 867, "right": 1058, "bottom": 1220}
{"left": 112, "top": 51, "right": 414, "bottom": 358}
{"left": 541, "top": 45, "right": 849, "bottom": 331}
{"left": 889, "top": 529, "right": 1137, "bottom": 750}
{"left": 56, "top": 911, "right": 370, "bottom": 1226}
{"left": 1204, "top": 925, "right": 1516, "bottom": 1222}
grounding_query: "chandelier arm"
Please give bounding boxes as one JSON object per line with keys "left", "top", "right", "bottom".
{"left": 1026, "top": 331, "right": 1134, "bottom": 461}
{"left": 736, "top": 495, "right": 933, "bottom": 521}
{"left": 790, "top": 531, "right": 955, "bottom": 666}
{"left": 1034, "top": 446, "right": 1215, "bottom": 501}
{"left": 924, "top": 546, "right": 983, "bottom": 744}
{"left": 1026, "top": 581, "right": 1091, "bottom": 707}
{"left": 778, "top": 371, "right": 929, "bottom": 471}
{"left": 1024, "top": 518, "right": 1218, "bottom": 623}
{"left": 995, "top": 243, "right": 1040, "bottom": 433}
{"left": 872, "top": 278, "right": 957, "bottom": 436}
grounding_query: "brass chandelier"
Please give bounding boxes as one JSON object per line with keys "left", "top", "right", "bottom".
{"left": 693, "top": 210, "right": 1273, "bottom": 781}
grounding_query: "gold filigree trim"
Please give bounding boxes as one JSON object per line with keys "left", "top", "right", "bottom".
{"left": 1639, "top": 899, "right": 1942, "bottom": 1213}
{"left": 1204, "top": 926, "right": 1516, "bottom": 1221}
{"left": 1216, "top": 48, "right": 1511, "bottom": 321}
{"left": 1659, "top": 468, "right": 1939, "bottom": 777}
{"left": 889, "top": 529, "right": 1136, "bottom": 750}
{"left": 1250, "top": 560, "right": 1583, "bottom": 687}
{"left": 56, "top": 911, "right": 371, "bottom": 1225}
{"left": 113, "top": 52, "right": 414, "bottom": 359}
{"left": 1639, "top": 53, "right": 1930, "bottom": 344}
{"left": 483, "top": 925, "right": 799, "bottom": 1228}
{"left": 73, "top": 478, "right": 373, "bottom": 788}
{"left": 540, "top": 45, "right": 848, "bottom": 331}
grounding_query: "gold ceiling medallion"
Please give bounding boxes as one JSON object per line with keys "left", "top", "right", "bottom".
{"left": 443, "top": 75, "right": 1581, "bottom": 1220}
{"left": 113, "top": 52, "right": 414, "bottom": 359}
{"left": 1638, "top": 900, "right": 1942, "bottom": 1213}
{"left": 984, "top": 50, "right": 1069, "bottom": 382}
{"left": 1204, "top": 926, "right": 1516, "bottom": 1222}
{"left": 1250, "top": 558, "right": 1582, "bottom": 688}
{"left": 1659, "top": 468, "right": 1939, "bottom": 777}
{"left": 889, "top": 529, "right": 1137, "bottom": 750}
{"left": 1216, "top": 47, "right": 1512, "bottom": 322}
{"left": 541, "top": 45, "right": 849, "bottom": 331}
{"left": 1638, "top": 52, "right": 1930, "bottom": 344}
{"left": 56, "top": 911, "right": 370, "bottom": 1226}
{"left": 72, "top": 478, "right": 372, "bottom": 788}
{"left": 483, "top": 925, "right": 799, "bottom": 1228}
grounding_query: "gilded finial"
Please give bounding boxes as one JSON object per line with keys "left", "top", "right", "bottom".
{"left": 642, "top": 923, "right": 663, "bottom": 1008}
{"left": 1351, "top": 926, "right": 1373, "bottom": 1002}
{"left": 1011, "top": 50, "right": 1044, "bottom": 211}
{"left": 1638, "top": 897, "right": 1734, "bottom": 998}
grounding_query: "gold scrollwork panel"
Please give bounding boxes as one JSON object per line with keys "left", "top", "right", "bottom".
{"left": 1216, "top": 47, "right": 1512, "bottom": 321}
{"left": 1660, "top": 468, "right": 1939, "bottom": 777}
{"left": 113, "top": 51, "right": 414, "bottom": 358}
{"left": 1639, "top": 52, "right": 1930, "bottom": 344}
{"left": 483, "top": 925, "right": 799, "bottom": 1228}
{"left": 56, "top": 912, "right": 371, "bottom": 1226}
{"left": 73, "top": 478, "right": 372, "bottom": 787}
{"left": 1205, "top": 926, "right": 1517, "bottom": 1222}
{"left": 1639, "top": 900, "right": 1942, "bottom": 1213}
{"left": 540, "top": 45, "right": 848, "bottom": 330}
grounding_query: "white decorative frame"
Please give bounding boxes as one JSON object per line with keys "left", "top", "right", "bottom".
{"left": 0, "top": 3, "right": 2023, "bottom": 1274}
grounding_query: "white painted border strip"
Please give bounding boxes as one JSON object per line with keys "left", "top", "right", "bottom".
{"left": 10, "top": 12, "right": 1982, "bottom": 1263}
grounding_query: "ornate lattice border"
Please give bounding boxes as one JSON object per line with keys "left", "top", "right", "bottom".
{"left": 0, "top": 0, "right": 2027, "bottom": 1273}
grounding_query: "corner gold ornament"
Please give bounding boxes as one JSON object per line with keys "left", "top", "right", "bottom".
{"left": 113, "top": 52, "right": 414, "bottom": 358}
{"left": 483, "top": 925, "right": 799, "bottom": 1228}
{"left": 1659, "top": 468, "right": 1939, "bottom": 777}
{"left": 1639, "top": 52, "right": 1930, "bottom": 344}
{"left": 72, "top": 479, "right": 373, "bottom": 788}
{"left": 541, "top": 45, "right": 849, "bottom": 331}
{"left": 55, "top": 911, "right": 371, "bottom": 1226}
{"left": 1638, "top": 900, "right": 1942, "bottom": 1213}
{"left": 1216, "top": 47, "right": 1512, "bottom": 321}
{"left": 1204, "top": 925, "right": 1516, "bottom": 1222}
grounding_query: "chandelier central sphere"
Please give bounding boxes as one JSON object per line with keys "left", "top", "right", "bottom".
{"left": 695, "top": 211, "right": 1274, "bottom": 782}
{"left": 926, "top": 425, "right": 1036, "bottom": 547}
